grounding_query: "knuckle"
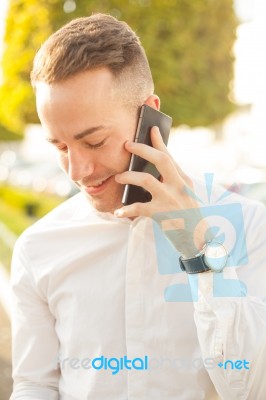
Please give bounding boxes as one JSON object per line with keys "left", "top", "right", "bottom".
{"left": 142, "top": 173, "right": 152, "bottom": 186}
{"left": 131, "top": 202, "right": 147, "bottom": 216}
{"left": 134, "top": 202, "right": 142, "bottom": 213}
{"left": 157, "top": 151, "right": 168, "bottom": 164}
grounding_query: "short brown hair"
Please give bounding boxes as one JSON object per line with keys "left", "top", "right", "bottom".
{"left": 31, "top": 13, "right": 154, "bottom": 108}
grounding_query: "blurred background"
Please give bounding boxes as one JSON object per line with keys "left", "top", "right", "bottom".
{"left": 0, "top": 0, "right": 266, "bottom": 398}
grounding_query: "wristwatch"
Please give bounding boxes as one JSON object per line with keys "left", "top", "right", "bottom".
{"left": 179, "top": 241, "right": 228, "bottom": 274}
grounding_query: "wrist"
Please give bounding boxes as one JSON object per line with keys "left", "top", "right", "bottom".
{"left": 179, "top": 240, "right": 228, "bottom": 274}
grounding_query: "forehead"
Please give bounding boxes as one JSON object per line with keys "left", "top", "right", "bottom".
{"left": 36, "top": 68, "right": 116, "bottom": 106}
{"left": 35, "top": 69, "right": 135, "bottom": 140}
{"left": 35, "top": 69, "right": 120, "bottom": 130}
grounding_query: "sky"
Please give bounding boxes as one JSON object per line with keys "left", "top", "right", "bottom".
{"left": 234, "top": 0, "right": 254, "bottom": 22}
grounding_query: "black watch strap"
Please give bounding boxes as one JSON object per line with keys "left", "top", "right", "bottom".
{"left": 179, "top": 254, "right": 211, "bottom": 274}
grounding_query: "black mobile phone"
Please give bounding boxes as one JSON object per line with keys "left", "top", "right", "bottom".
{"left": 122, "top": 104, "right": 172, "bottom": 206}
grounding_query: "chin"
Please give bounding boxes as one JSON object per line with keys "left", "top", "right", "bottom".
{"left": 86, "top": 194, "right": 123, "bottom": 214}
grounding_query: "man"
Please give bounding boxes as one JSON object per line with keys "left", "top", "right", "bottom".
{"left": 10, "top": 13, "right": 266, "bottom": 399}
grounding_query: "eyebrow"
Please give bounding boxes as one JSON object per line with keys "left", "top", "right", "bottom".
{"left": 46, "top": 125, "right": 106, "bottom": 144}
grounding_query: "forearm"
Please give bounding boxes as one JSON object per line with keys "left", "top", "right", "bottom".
{"left": 192, "top": 271, "right": 266, "bottom": 400}
{"left": 10, "top": 236, "right": 60, "bottom": 400}
{"left": 10, "top": 382, "right": 58, "bottom": 400}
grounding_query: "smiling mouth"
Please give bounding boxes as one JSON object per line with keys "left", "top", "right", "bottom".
{"left": 84, "top": 176, "right": 112, "bottom": 195}
{"left": 90, "top": 178, "right": 109, "bottom": 187}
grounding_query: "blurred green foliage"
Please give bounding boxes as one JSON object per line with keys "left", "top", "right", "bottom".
{"left": 0, "top": 202, "right": 26, "bottom": 271}
{"left": 0, "top": 186, "right": 64, "bottom": 269}
{"left": 0, "top": 184, "right": 64, "bottom": 270}
{"left": 0, "top": 0, "right": 237, "bottom": 136}
{"left": 0, "top": 184, "right": 64, "bottom": 235}
{"left": 0, "top": 238, "right": 12, "bottom": 271}
{"left": 0, "top": 124, "right": 22, "bottom": 141}
{"left": 0, "top": 0, "right": 53, "bottom": 135}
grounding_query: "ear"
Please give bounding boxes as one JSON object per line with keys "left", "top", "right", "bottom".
{"left": 144, "top": 94, "right": 160, "bottom": 111}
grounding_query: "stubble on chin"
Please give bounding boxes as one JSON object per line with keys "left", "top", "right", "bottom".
{"left": 82, "top": 185, "right": 124, "bottom": 214}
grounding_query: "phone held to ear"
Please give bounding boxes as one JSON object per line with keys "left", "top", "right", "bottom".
{"left": 122, "top": 104, "right": 172, "bottom": 206}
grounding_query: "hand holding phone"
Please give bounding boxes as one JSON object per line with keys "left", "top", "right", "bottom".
{"left": 122, "top": 104, "right": 172, "bottom": 206}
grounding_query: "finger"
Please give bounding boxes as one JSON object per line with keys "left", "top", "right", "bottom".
{"left": 150, "top": 126, "right": 170, "bottom": 154}
{"left": 150, "top": 126, "right": 194, "bottom": 187}
{"left": 150, "top": 127, "right": 190, "bottom": 182}
{"left": 114, "top": 202, "right": 150, "bottom": 218}
{"left": 115, "top": 170, "right": 162, "bottom": 197}
{"left": 125, "top": 139, "right": 181, "bottom": 185}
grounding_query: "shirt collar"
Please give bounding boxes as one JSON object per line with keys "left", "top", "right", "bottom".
{"left": 71, "top": 193, "right": 133, "bottom": 225}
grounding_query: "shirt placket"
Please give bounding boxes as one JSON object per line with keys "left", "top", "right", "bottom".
{"left": 125, "top": 218, "right": 150, "bottom": 399}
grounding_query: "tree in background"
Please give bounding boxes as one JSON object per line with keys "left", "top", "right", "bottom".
{"left": 0, "top": 0, "right": 53, "bottom": 136}
{"left": 0, "top": 0, "right": 237, "bottom": 136}
{"left": 0, "top": 124, "right": 21, "bottom": 140}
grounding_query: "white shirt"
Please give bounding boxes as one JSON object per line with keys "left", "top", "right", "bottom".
{"left": 10, "top": 185, "right": 266, "bottom": 400}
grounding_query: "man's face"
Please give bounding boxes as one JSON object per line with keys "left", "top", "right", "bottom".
{"left": 36, "top": 68, "right": 138, "bottom": 213}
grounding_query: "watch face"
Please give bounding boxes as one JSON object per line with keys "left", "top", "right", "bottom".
{"left": 204, "top": 241, "right": 228, "bottom": 272}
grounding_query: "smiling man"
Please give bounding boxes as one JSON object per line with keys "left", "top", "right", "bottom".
{"left": 35, "top": 68, "right": 142, "bottom": 213}
{"left": 32, "top": 16, "right": 157, "bottom": 214}
{"left": 10, "top": 13, "right": 266, "bottom": 400}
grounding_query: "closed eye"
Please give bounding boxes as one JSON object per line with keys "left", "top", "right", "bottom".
{"left": 52, "top": 139, "right": 106, "bottom": 153}
{"left": 85, "top": 139, "right": 106, "bottom": 149}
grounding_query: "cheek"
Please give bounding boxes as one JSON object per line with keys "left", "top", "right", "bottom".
{"left": 57, "top": 154, "right": 69, "bottom": 173}
{"left": 114, "top": 142, "right": 131, "bottom": 163}
{"left": 119, "top": 147, "right": 132, "bottom": 171}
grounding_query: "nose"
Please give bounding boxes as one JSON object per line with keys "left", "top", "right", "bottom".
{"left": 67, "top": 148, "right": 95, "bottom": 182}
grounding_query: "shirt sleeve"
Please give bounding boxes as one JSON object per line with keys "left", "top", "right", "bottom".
{"left": 191, "top": 202, "right": 266, "bottom": 400}
{"left": 10, "top": 235, "right": 59, "bottom": 400}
